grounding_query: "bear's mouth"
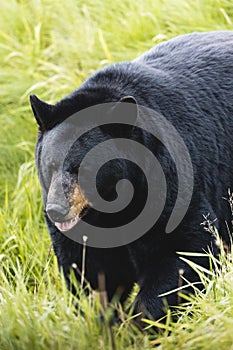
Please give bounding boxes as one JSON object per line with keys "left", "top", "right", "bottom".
{"left": 55, "top": 216, "right": 79, "bottom": 232}
{"left": 54, "top": 206, "right": 89, "bottom": 232}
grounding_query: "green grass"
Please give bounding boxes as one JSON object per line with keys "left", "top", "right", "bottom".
{"left": 0, "top": 0, "right": 233, "bottom": 349}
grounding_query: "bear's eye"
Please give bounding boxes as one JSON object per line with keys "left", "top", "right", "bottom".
{"left": 50, "top": 161, "right": 58, "bottom": 172}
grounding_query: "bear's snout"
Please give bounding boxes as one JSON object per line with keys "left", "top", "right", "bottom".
{"left": 46, "top": 203, "right": 69, "bottom": 223}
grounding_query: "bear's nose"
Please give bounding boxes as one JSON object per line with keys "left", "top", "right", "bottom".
{"left": 46, "top": 203, "right": 69, "bottom": 222}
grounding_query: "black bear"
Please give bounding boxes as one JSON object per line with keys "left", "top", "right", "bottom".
{"left": 30, "top": 31, "right": 233, "bottom": 321}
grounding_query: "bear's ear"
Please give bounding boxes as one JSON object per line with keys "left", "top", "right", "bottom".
{"left": 112, "top": 95, "right": 138, "bottom": 127}
{"left": 30, "top": 94, "right": 54, "bottom": 131}
{"left": 103, "top": 95, "right": 138, "bottom": 138}
{"left": 120, "top": 95, "right": 137, "bottom": 104}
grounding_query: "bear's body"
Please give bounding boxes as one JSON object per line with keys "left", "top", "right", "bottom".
{"left": 30, "top": 31, "right": 233, "bottom": 320}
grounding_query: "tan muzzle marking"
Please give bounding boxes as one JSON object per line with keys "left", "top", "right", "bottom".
{"left": 69, "top": 184, "right": 90, "bottom": 218}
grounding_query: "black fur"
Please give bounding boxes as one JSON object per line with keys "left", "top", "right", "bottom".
{"left": 31, "top": 31, "right": 233, "bottom": 321}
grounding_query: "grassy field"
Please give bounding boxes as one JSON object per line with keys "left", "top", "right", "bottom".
{"left": 0, "top": 0, "right": 233, "bottom": 349}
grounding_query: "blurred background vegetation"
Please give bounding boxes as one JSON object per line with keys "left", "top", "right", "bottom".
{"left": 0, "top": 0, "right": 233, "bottom": 349}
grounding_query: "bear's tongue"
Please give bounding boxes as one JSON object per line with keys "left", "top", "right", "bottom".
{"left": 55, "top": 217, "right": 79, "bottom": 232}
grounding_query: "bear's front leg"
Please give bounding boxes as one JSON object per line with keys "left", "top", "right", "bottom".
{"left": 133, "top": 253, "right": 207, "bottom": 322}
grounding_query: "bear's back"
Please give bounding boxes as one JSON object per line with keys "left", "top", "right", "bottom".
{"left": 134, "top": 31, "right": 233, "bottom": 73}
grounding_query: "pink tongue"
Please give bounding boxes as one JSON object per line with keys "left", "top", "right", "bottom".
{"left": 55, "top": 217, "right": 78, "bottom": 232}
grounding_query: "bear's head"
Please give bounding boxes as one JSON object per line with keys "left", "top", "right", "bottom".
{"left": 30, "top": 93, "right": 146, "bottom": 235}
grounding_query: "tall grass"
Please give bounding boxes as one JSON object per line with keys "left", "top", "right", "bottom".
{"left": 0, "top": 0, "right": 233, "bottom": 349}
